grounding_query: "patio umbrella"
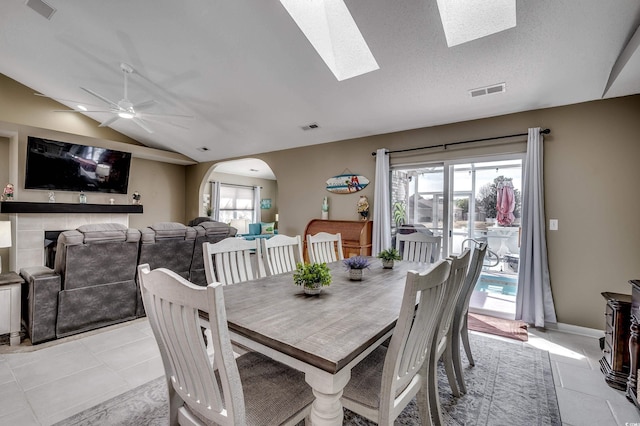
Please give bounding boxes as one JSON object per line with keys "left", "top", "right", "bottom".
{"left": 496, "top": 179, "right": 515, "bottom": 226}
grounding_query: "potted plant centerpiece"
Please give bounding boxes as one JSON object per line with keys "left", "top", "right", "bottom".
{"left": 293, "top": 262, "right": 332, "bottom": 295}
{"left": 377, "top": 248, "right": 401, "bottom": 269}
{"left": 343, "top": 256, "right": 371, "bottom": 281}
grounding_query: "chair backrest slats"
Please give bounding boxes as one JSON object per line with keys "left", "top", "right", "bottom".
{"left": 203, "top": 238, "right": 264, "bottom": 285}
{"left": 139, "top": 265, "right": 246, "bottom": 425}
{"left": 396, "top": 232, "right": 442, "bottom": 263}
{"left": 437, "top": 249, "right": 471, "bottom": 344}
{"left": 380, "top": 260, "right": 451, "bottom": 419}
{"left": 455, "top": 242, "right": 488, "bottom": 330}
{"left": 307, "top": 232, "right": 344, "bottom": 263}
{"left": 262, "top": 234, "right": 304, "bottom": 275}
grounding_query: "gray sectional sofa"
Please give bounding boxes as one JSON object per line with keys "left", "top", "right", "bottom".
{"left": 20, "top": 220, "right": 236, "bottom": 344}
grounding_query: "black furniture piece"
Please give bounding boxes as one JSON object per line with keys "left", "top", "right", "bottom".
{"left": 627, "top": 280, "right": 640, "bottom": 408}
{"left": 599, "top": 291, "right": 632, "bottom": 390}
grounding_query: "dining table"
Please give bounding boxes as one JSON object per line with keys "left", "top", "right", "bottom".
{"left": 220, "top": 257, "right": 432, "bottom": 426}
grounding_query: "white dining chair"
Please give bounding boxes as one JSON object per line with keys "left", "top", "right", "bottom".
{"left": 451, "top": 240, "right": 488, "bottom": 393}
{"left": 262, "top": 234, "right": 304, "bottom": 276}
{"left": 203, "top": 237, "right": 265, "bottom": 285}
{"left": 428, "top": 249, "right": 470, "bottom": 422}
{"left": 306, "top": 232, "right": 344, "bottom": 263}
{"left": 395, "top": 232, "right": 442, "bottom": 263}
{"left": 340, "top": 259, "right": 451, "bottom": 425}
{"left": 137, "top": 264, "right": 313, "bottom": 426}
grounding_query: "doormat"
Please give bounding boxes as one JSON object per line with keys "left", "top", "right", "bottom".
{"left": 468, "top": 312, "right": 528, "bottom": 341}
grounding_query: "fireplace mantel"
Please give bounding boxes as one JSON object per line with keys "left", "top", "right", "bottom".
{"left": 1, "top": 201, "right": 143, "bottom": 214}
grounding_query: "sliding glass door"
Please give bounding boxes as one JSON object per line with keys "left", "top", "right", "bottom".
{"left": 392, "top": 154, "right": 523, "bottom": 319}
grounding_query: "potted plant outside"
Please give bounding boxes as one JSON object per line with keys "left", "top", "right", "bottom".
{"left": 377, "top": 248, "right": 401, "bottom": 269}
{"left": 293, "top": 262, "right": 332, "bottom": 295}
{"left": 343, "top": 256, "right": 371, "bottom": 281}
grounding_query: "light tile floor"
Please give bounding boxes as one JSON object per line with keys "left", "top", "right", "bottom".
{"left": 1, "top": 319, "right": 639, "bottom": 425}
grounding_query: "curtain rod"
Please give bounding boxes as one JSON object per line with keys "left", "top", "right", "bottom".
{"left": 209, "top": 181, "right": 262, "bottom": 189}
{"left": 371, "top": 128, "right": 550, "bottom": 156}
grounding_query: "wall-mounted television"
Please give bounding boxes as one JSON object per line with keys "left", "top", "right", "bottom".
{"left": 25, "top": 136, "right": 132, "bottom": 194}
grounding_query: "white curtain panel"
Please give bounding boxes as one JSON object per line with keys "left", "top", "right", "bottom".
{"left": 372, "top": 148, "right": 392, "bottom": 254}
{"left": 516, "top": 128, "right": 557, "bottom": 327}
{"left": 253, "top": 186, "right": 262, "bottom": 223}
{"left": 211, "top": 181, "right": 221, "bottom": 221}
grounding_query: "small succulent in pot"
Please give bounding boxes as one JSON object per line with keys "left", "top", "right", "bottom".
{"left": 343, "top": 256, "right": 371, "bottom": 270}
{"left": 343, "top": 256, "right": 371, "bottom": 281}
{"left": 293, "top": 262, "right": 332, "bottom": 295}
{"left": 377, "top": 248, "right": 401, "bottom": 269}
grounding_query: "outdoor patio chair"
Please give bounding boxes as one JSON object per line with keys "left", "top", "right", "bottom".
{"left": 138, "top": 264, "right": 313, "bottom": 426}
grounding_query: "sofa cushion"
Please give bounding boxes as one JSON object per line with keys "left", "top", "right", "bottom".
{"left": 142, "top": 223, "right": 197, "bottom": 242}
{"left": 248, "top": 222, "right": 262, "bottom": 235}
{"left": 261, "top": 222, "right": 275, "bottom": 235}
{"left": 76, "top": 223, "right": 134, "bottom": 243}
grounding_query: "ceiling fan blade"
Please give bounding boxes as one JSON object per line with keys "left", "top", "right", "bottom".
{"left": 132, "top": 117, "right": 154, "bottom": 134}
{"left": 138, "top": 112, "right": 195, "bottom": 120}
{"left": 35, "top": 92, "right": 102, "bottom": 107}
{"left": 80, "top": 87, "right": 120, "bottom": 109}
{"left": 99, "top": 116, "right": 120, "bottom": 127}
{"left": 133, "top": 99, "right": 157, "bottom": 111}
{"left": 53, "top": 109, "right": 113, "bottom": 113}
{"left": 142, "top": 115, "right": 191, "bottom": 130}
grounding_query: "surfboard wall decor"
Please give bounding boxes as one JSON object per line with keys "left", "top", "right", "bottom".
{"left": 325, "top": 173, "right": 369, "bottom": 194}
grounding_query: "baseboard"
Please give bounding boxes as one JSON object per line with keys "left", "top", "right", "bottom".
{"left": 544, "top": 321, "right": 604, "bottom": 338}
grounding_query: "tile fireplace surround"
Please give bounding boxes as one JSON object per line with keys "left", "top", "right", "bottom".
{"left": 1, "top": 202, "right": 143, "bottom": 273}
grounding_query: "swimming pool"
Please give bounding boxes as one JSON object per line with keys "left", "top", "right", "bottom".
{"left": 475, "top": 272, "right": 518, "bottom": 296}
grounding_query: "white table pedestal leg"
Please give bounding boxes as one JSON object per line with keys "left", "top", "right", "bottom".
{"left": 309, "top": 388, "right": 343, "bottom": 425}
{"left": 305, "top": 368, "right": 350, "bottom": 426}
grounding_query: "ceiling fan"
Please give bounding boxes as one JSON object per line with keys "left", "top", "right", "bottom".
{"left": 36, "top": 63, "right": 194, "bottom": 133}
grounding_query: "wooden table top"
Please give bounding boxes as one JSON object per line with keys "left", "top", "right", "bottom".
{"left": 222, "top": 258, "right": 430, "bottom": 374}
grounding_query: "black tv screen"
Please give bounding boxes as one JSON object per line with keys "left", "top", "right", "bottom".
{"left": 25, "top": 136, "right": 132, "bottom": 194}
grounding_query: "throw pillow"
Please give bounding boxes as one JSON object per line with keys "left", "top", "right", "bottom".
{"left": 261, "top": 222, "right": 275, "bottom": 235}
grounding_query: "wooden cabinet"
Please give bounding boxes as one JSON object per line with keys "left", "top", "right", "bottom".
{"left": 303, "top": 220, "right": 372, "bottom": 261}
{"left": 628, "top": 280, "right": 640, "bottom": 407}
{"left": 599, "top": 292, "right": 632, "bottom": 390}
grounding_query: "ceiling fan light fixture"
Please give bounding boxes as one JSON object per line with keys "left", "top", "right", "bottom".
{"left": 437, "top": 0, "right": 516, "bottom": 47}
{"left": 118, "top": 111, "right": 134, "bottom": 119}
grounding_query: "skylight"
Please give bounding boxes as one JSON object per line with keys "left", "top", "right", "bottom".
{"left": 279, "top": 0, "right": 379, "bottom": 81}
{"left": 437, "top": 0, "right": 516, "bottom": 47}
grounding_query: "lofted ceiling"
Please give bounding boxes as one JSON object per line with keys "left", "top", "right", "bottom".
{"left": 1, "top": 0, "right": 639, "bottom": 164}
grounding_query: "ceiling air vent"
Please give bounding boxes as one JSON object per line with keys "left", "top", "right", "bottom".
{"left": 301, "top": 123, "right": 319, "bottom": 131}
{"left": 469, "top": 82, "right": 506, "bottom": 98}
{"left": 26, "top": 0, "right": 56, "bottom": 20}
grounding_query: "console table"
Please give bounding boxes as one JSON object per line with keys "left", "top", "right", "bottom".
{"left": 600, "top": 292, "right": 631, "bottom": 390}
{"left": 0, "top": 272, "right": 25, "bottom": 346}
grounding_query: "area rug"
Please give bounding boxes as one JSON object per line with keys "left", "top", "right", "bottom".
{"left": 468, "top": 312, "right": 529, "bottom": 342}
{"left": 54, "top": 333, "right": 559, "bottom": 425}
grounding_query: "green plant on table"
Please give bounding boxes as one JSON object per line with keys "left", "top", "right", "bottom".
{"left": 293, "top": 262, "right": 332, "bottom": 288}
{"left": 377, "top": 248, "right": 401, "bottom": 261}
